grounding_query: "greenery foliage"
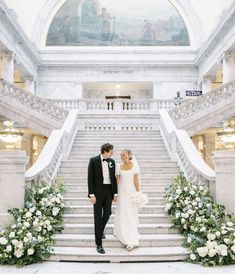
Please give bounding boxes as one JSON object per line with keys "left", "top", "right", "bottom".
{"left": 0, "top": 178, "right": 65, "bottom": 266}
{"left": 165, "top": 173, "right": 235, "bottom": 266}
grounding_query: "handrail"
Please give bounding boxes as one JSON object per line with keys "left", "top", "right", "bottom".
{"left": 169, "top": 80, "right": 235, "bottom": 123}
{"left": 25, "top": 110, "right": 78, "bottom": 183}
{"left": 0, "top": 78, "right": 68, "bottom": 122}
{"left": 159, "top": 109, "right": 215, "bottom": 189}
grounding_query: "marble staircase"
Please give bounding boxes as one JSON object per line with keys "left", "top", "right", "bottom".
{"left": 50, "top": 130, "right": 188, "bottom": 262}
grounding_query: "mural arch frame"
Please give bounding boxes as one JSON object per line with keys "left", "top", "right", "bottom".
{"left": 32, "top": 0, "right": 204, "bottom": 48}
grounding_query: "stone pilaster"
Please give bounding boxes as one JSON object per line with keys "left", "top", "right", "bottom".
{"left": 222, "top": 51, "right": 235, "bottom": 83}
{"left": 0, "top": 150, "right": 28, "bottom": 226}
{"left": 23, "top": 75, "right": 35, "bottom": 93}
{"left": 202, "top": 75, "right": 214, "bottom": 94}
{"left": 0, "top": 51, "right": 14, "bottom": 83}
{"left": 213, "top": 150, "right": 235, "bottom": 213}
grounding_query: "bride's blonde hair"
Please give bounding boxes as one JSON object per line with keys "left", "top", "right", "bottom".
{"left": 121, "top": 149, "right": 133, "bottom": 160}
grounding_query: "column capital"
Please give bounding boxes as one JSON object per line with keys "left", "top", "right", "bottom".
{"left": 22, "top": 74, "right": 34, "bottom": 82}
{"left": 202, "top": 75, "right": 215, "bottom": 83}
{"left": 0, "top": 50, "right": 15, "bottom": 60}
{"left": 222, "top": 51, "right": 235, "bottom": 61}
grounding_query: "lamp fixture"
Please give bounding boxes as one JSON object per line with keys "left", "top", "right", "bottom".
{"left": 217, "top": 120, "right": 235, "bottom": 143}
{"left": 0, "top": 121, "right": 23, "bottom": 143}
{"left": 115, "top": 83, "right": 121, "bottom": 89}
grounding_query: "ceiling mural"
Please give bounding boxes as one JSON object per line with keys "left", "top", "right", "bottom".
{"left": 46, "top": 0, "right": 190, "bottom": 46}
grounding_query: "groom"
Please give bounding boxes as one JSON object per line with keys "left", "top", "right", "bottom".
{"left": 88, "top": 143, "right": 118, "bottom": 254}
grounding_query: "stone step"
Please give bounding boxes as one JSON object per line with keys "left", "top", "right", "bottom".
{"left": 60, "top": 174, "right": 175, "bottom": 179}
{"left": 64, "top": 205, "right": 166, "bottom": 214}
{"left": 64, "top": 184, "right": 168, "bottom": 192}
{"left": 63, "top": 213, "right": 170, "bottom": 223}
{"left": 59, "top": 167, "right": 178, "bottom": 173}
{"left": 62, "top": 223, "right": 178, "bottom": 234}
{"left": 53, "top": 234, "right": 184, "bottom": 248}
{"left": 62, "top": 159, "right": 177, "bottom": 164}
{"left": 63, "top": 197, "right": 166, "bottom": 206}
{"left": 49, "top": 246, "right": 188, "bottom": 262}
{"left": 61, "top": 162, "right": 178, "bottom": 168}
{"left": 68, "top": 155, "right": 171, "bottom": 159}
{"left": 62, "top": 178, "right": 173, "bottom": 184}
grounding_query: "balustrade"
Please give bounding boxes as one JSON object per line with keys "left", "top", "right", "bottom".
{"left": 0, "top": 78, "right": 68, "bottom": 122}
{"left": 52, "top": 98, "right": 175, "bottom": 112}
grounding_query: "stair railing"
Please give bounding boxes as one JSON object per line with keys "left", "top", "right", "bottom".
{"left": 0, "top": 78, "right": 68, "bottom": 122}
{"left": 159, "top": 109, "right": 216, "bottom": 196}
{"left": 169, "top": 80, "right": 235, "bottom": 124}
{"left": 25, "top": 110, "right": 79, "bottom": 185}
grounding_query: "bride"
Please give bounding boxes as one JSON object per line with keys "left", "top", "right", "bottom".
{"left": 113, "top": 149, "right": 140, "bottom": 251}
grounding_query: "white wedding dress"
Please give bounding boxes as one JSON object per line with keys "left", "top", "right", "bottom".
{"left": 113, "top": 163, "right": 140, "bottom": 246}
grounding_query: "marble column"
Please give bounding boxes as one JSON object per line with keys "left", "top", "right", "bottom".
{"left": 222, "top": 51, "right": 235, "bottom": 83}
{"left": 74, "top": 82, "right": 83, "bottom": 99}
{"left": 202, "top": 133, "right": 215, "bottom": 169}
{"left": 0, "top": 150, "right": 28, "bottom": 226}
{"left": 152, "top": 82, "right": 162, "bottom": 99}
{"left": 202, "top": 75, "right": 214, "bottom": 94}
{"left": 213, "top": 150, "right": 235, "bottom": 213}
{"left": 0, "top": 51, "right": 14, "bottom": 83}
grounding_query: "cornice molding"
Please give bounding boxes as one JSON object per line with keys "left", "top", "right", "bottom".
{"left": 195, "top": 2, "right": 235, "bottom": 66}
{"left": 0, "top": 0, "right": 41, "bottom": 66}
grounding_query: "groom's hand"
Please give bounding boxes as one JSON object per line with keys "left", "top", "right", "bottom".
{"left": 89, "top": 196, "right": 96, "bottom": 204}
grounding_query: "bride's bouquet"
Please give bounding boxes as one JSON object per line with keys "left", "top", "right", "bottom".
{"left": 131, "top": 192, "right": 148, "bottom": 208}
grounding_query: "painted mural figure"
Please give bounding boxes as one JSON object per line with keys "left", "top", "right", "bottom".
{"left": 100, "top": 7, "right": 114, "bottom": 41}
{"left": 141, "top": 20, "right": 156, "bottom": 42}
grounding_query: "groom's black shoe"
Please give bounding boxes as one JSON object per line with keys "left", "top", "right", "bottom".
{"left": 102, "top": 233, "right": 106, "bottom": 239}
{"left": 96, "top": 245, "right": 105, "bottom": 254}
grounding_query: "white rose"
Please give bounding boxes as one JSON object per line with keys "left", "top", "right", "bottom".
{"left": 215, "top": 231, "right": 221, "bottom": 237}
{"left": 14, "top": 250, "right": 23, "bottom": 258}
{"left": 208, "top": 249, "right": 216, "bottom": 257}
{"left": 47, "top": 225, "right": 52, "bottom": 231}
{"left": 6, "top": 245, "right": 12, "bottom": 252}
{"left": 190, "top": 253, "right": 196, "bottom": 260}
{"left": 207, "top": 233, "right": 216, "bottom": 241}
{"left": 181, "top": 218, "right": 186, "bottom": 224}
{"left": 187, "top": 237, "right": 192, "bottom": 244}
{"left": 27, "top": 248, "right": 34, "bottom": 255}
{"left": 190, "top": 190, "right": 195, "bottom": 195}
{"left": 196, "top": 197, "right": 201, "bottom": 202}
{"left": 176, "top": 189, "right": 181, "bottom": 195}
{"left": 231, "top": 244, "right": 235, "bottom": 253}
{"left": 36, "top": 210, "right": 42, "bottom": 216}
{"left": 183, "top": 187, "right": 188, "bottom": 192}
{"left": 9, "top": 232, "right": 15, "bottom": 238}
{"left": 227, "top": 222, "right": 234, "bottom": 227}
{"left": 25, "top": 212, "right": 32, "bottom": 218}
{"left": 29, "top": 207, "right": 36, "bottom": 213}
{"left": 0, "top": 237, "right": 8, "bottom": 245}
{"left": 24, "top": 222, "right": 30, "bottom": 228}
{"left": 45, "top": 220, "right": 50, "bottom": 226}
{"left": 165, "top": 203, "right": 171, "bottom": 211}
{"left": 221, "top": 249, "right": 228, "bottom": 256}
{"left": 224, "top": 238, "right": 230, "bottom": 244}
{"left": 197, "top": 246, "right": 208, "bottom": 257}
{"left": 39, "top": 188, "right": 44, "bottom": 194}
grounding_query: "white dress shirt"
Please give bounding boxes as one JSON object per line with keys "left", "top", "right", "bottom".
{"left": 100, "top": 155, "right": 111, "bottom": 185}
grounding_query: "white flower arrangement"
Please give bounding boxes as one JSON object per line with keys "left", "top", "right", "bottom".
{"left": 0, "top": 178, "right": 65, "bottom": 266}
{"left": 131, "top": 192, "right": 148, "bottom": 208}
{"left": 165, "top": 173, "right": 235, "bottom": 267}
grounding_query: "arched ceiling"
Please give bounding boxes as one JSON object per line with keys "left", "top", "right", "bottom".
{"left": 4, "top": 0, "right": 234, "bottom": 48}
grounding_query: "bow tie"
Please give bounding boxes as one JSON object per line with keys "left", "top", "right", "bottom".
{"left": 103, "top": 158, "right": 109, "bottom": 162}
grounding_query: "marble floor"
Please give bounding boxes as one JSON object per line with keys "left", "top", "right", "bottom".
{"left": 1, "top": 262, "right": 235, "bottom": 274}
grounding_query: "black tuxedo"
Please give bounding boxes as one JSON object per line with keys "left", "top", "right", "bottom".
{"left": 88, "top": 155, "right": 117, "bottom": 246}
